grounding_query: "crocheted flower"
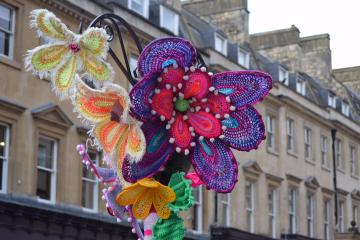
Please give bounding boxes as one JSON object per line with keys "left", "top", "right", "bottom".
{"left": 73, "top": 78, "right": 146, "bottom": 183}
{"left": 25, "top": 9, "right": 114, "bottom": 98}
{"left": 123, "top": 37, "right": 272, "bottom": 193}
{"left": 116, "top": 178, "right": 176, "bottom": 219}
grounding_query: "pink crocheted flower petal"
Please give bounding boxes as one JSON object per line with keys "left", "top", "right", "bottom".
{"left": 187, "top": 111, "right": 221, "bottom": 138}
{"left": 158, "top": 67, "right": 185, "bottom": 91}
{"left": 212, "top": 70, "right": 272, "bottom": 109}
{"left": 137, "top": 37, "right": 197, "bottom": 77}
{"left": 183, "top": 69, "right": 211, "bottom": 100}
{"left": 122, "top": 121, "right": 174, "bottom": 182}
{"left": 170, "top": 113, "right": 192, "bottom": 149}
{"left": 221, "top": 106, "right": 265, "bottom": 151}
{"left": 130, "top": 72, "right": 159, "bottom": 122}
{"left": 191, "top": 138, "right": 238, "bottom": 193}
{"left": 185, "top": 172, "right": 204, "bottom": 187}
{"left": 201, "top": 93, "right": 231, "bottom": 117}
{"left": 151, "top": 89, "right": 174, "bottom": 121}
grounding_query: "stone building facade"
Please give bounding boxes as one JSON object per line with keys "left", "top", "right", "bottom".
{"left": 0, "top": 0, "right": 360, "bottom": 239}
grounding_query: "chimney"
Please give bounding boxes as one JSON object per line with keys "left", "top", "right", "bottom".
{"left": 182, "top": 0, "right": 249, "bottom": 43}
{"left": 333, "top": 66, "right": 360, "bottom": 95}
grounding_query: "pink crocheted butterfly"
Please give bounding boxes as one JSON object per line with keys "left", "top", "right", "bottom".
{"left": 123, "top": 37, "right": 272, "bottom": 193}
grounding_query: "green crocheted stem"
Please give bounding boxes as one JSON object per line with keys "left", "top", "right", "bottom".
{"left": 152, "top": 213, "right": 185, "bottom": 240}
{"left": 168, "top": 172, "right": 195, "bottom": 212}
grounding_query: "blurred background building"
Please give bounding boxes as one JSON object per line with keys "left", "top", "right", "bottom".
{"left": 1, "top": 0, "right": 360, "bottom": 239}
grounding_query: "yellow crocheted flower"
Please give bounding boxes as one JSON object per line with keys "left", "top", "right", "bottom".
{"left": 116, "top": 178, "right": 176, "bottom": 220}
{"left": 25, "top": 9, "right": 114, "bottom": 98}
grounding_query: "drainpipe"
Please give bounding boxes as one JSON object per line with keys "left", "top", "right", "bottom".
{"left": 331, "top": 129, "right": 338, "bottom": 225}
{"left": 214, "top": 193, "right": 218, "bottom": 224}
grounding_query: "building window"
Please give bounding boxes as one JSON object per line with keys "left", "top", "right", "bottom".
{"left": 266, "top": 115, "right": 275, "bottom": 151}
{"left": 342, "top": 101, "right": 350, "bottom": 116}
{"left": 160, "top": 5, "right": 179, "bottom": 35}
{"left": 286, "top": 118, "right": 294, "bottom": 152}
{"left": 289, "top": 188, "right": 297, "bottom": 234}
{"left": 328, "top": 93, "right": 337, "bottom": 108}
{"left": 279, "top": 67, "right": 289, "bottom": 85}
{"left": 350, "top": 145, "right": 358, "bottom": 176}
{"left": 128, "top": 0, "right": 149, "bottom": 18}
{"left": 36, "top": 136, "right": 57, "bottom": 202}
{"left": 353, "top": 205, "right": 358, "bottom": 223}
{"left": 215, "top": 33, "right": 227, "bottom": 56}
{"left": 304, "top": 127, "right": 312, "bottom": 161}
{"left": 296, "top": 78, "right": 306, "bottom": 96}
{"left": 323, "top": 199, "right": 331, "bottom": 240}
{"left": 238, "top": 47, "right": 250, "bottom": 68}
{"left": 338, "top": 201, "right": 345, "bottom": 232}
{"left": 129, "top": 54, "right": 138, "bottom": 78}
{"left": 82, "top": 150, "right": 99, "bottom": 211}
{"left": 321, "top": 135, "right": 329, "bottom": 168}
{"left": 307, "top": 193, "right": 315, "bottom": 237}
{"left": 335, "top": 138, "right": 342, "bottom": 170}
{"left": 246, "top": 181, "right": 255, "bottom": 233}
{"left": 0, "top": 123, "right": 9, "bottom": 193}
{"left": 0, "top": 3, "right": 15, "bottom": 58}
{"left": 268, "top": 188, "right": 277, "bottom": 238}
{"left": 219, "top": 193, "right": 231, "bottom": 226}
{"left": 192, "top": 186, "right": 203, "bottom": 232}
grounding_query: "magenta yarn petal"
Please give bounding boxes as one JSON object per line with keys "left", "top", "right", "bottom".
{"left": 191, "top": 138, "right": 238, "bottom": 193}
{"left": 122, "top": 120, "right": 174, "bottom": 182}
{"left": 137, "top": 37, "right": 197, "bottom": 76}
{"left": 129, "top": 72, "right": 159, "bottom": 121}
{"left": 221, "top": 106, "right": 265, "bottom": 151}
{"left": 104, "top": 184, "right": 127, "bottom": 220}
{"left": 212, "top": 70, "right": 272, "bottom": 109}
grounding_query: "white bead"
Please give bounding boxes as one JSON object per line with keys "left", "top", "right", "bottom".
{"left": 224, "top": 114, "right": 230, "bottom": 118}
{"left": 157, "top": 77, "right": 162, "bottom": 82}
{"left": 205, "top": 107, "right": 210, "bottom": 113}
{"left": 230, "top": 106, "right": 236, "bottom": 111}
{"left": 189, "top": 126, "right": 194, "bottom": 132}
{"left": 226, "top": 96, "right": 231, "bottom": 102}
{"left": 169, "top": 138, "right": 175, "bottom": 143}
{"left": 160, "top": 115, "right": 166, "bottom": 121}
{"left": 214, "top": 90, "right": 219, "bottom": 95}
{"left": 184, "top": 149, "right": 190, "bottom": 155}
{"left": 200, "top": 66, "right": 206, "bottom": 72}
{"left": 166, "top": 84, "right": 171, "bottom": 90}
{"left": 102, "top": 189, "right": 107, "bottom": 193}
{"left": 190, "top": 107, "right": 195, "bottom": 112}
{"left": 155, "top": 88, "right": 160, "bottom": 94}
{"left": 127, "top": 217, "right": 132, "bottom": 222}
{"left": 172, "top": 111, "right": 176, "bottom": 116}
{"left": 173, "top": 97, "right": 177, "bottom": 102}
{"left": 173, "top": 86, "right": 177, "bottom": 92}
{"left": 176, "top": 147, "right": 181, "bottom": 152}
{"left": 82, "top": 160, "right": 86, "bottom": 164}
{"left": 201, "top": 98, "right": 207, "bottom": 103}
{"left": 208, "top": 72, "right": 213, "bottom": 76}
{"left": 106, "top": 203, "right": 109, "bottom": 208}
{"left": 151, "top": 110, "right": 157, "bottom": 115}
{"left": 101, "top": 195, "right": 105, "bottom": 200}
{"left": 210, "top": 138, "right": 215, "bottom": 142}
{"left": 90, "top": 168, "right": 93, "bottom": 172}
{"left": 215, "top": 114, "right": 221, "bottom": 119}
{"left": 191, "top": 132, "right": 196, "bottom": 137}
{"left": 166, "top": 124, "right": 171, "bottom": 130}
{"left": 132, "top": 228, "right": 136, "bottom": 233}
{"left": 117, "top": 218, "right": 122, "bottom": 222}
{"left": 199, "top": 136, "right": 204, "bottom": 141}
{"left": 163, "top": 67, "right": 168, "bottom": 73}
{"left": 190, "top": 142, "right": 196, "bottom": 147}
{"left": 169, "top": 117, "right": 175, "bottom": 124}
{"left": 178, "top": 92, "right": 184, "bottom": 99}
{"left": 178, "top": 83, "right": 182, "bottom": 89}
{"left": 195, "top": 106, "right": 201, "bottom": 112}
{"left": 183, "top": 115, "right": 188, "bottom": 120}
{"left": 222, "top": 125, "right": 227, "bottom": 131}
{"left": 148, "top": 99, "right": 152, "bottom": 104}
{"left": 184, "top": 67, "right": 189, "bottom": 72}
{"left": 173, "top": 63, "right": 178, "bottom": 69}
{"left": 219, "top": 135, "right": 225, "bottom": 139}
{"left": 209, "top": 86, "right": 215, "bottom": 92}
{"left": 183, "top": 75, "right": 189, "bottom": 80}
{"left": 190, "top": 66, "right": 196, "bottom": 72}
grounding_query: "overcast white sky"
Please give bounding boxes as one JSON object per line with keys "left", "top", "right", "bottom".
{"left": 248, "top": 0, "right": 360, "bottom": 69}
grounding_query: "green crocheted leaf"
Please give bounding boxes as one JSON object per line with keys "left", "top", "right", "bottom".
{"left": 152, "top": 213, "right": 185, "bottom": 240}
{"left": 168, "top": 172, "right": 194, "bottom": 212}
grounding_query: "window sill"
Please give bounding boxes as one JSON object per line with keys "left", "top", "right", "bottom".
{"left": 0, "top": 55, "right": 22, "bottom": 70}
{"left": 305, "top": 159, "right": 315, "bottom": 166}
{"left": 267, "top": 148, "right": 279, "bottom": 156}
{"left": 322, "top": 166, "right": 331, "bottom": 172}
{"left": 351, "top": 174, "right": 359, "bottom": 180}
{"left": 287, "top": 150, "right": 298, "bottom": 158}
{"left": 336, "top": 168, "right": 345, "bottom": 174}
{"left": 37, "top": 197, "right": 55, "bottom": 205}
{"left": 82, "top": 207, "right": 98, "bottom": 213}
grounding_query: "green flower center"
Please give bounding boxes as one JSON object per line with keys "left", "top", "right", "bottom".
{"left": 175, "top": 98, "right": 189, "bottom": 112}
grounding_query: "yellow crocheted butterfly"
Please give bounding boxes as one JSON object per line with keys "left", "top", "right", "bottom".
{"left": 25, "top": 9, "right": 114, "bottom": 98}
{"left": 72, "top": 76, "right": 146, "bottom": 184}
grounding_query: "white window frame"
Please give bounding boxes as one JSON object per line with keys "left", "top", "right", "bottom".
{"left": 214, "top": 33, "right": 227, "bottom": 56}
{"left": 353, "top": 205, "right": 358, "bottom": 223}
{"left": 342, "top": 101, "right": 350, "bottom": 116}
{"left": 328, "top": 93, "right": 337, "bottom": 108}
{"left": 0, "top": 2, "right": 16, "bottom": 59}
{"left": 286, "top": 118, "right": 294, "bottom": 152}
{"left": 266, "top": 115, "right": 275, "bottom": 150}
{"left": 0, "top": 123, "right": 9, "bottom": 193}
{"left": 296, "top": 78, "right": 306, "bottom": 96}
{"left": 289, "top": 188, "right": 297, "bottom": 234}
{"left": 82, "top": 150, "right": 99, "bottom": 212}
{"left": 268, "top": 188, "right": 277, "bottom": 238}
{"left": 304, "top": 127, "right": 312, "bottom": 161}
{"left": 335, "top": 138, "right": 342, "bottom": 170}
{"left": 307, "top": 193, "right": 315, "bottom": 238}
{"left": 350, "top": 145, "right": 358, "bottom": 176}
{"left": 279, "top": 67, "right": 289, "bottom": 85}
{"left": 321, "top": 135, "right": 328, "bottom": 168}
{"left": 323, "top": 199, "right": 331, "bottom": 240}
{"left": 219, "top": 193, "right": 231, "bottom": 226}
{"left": 237, "top": 47, "right": 250, "bottom": 68}
{"left": 36, "top": 136, "right": 57, "bottom": 204}
{"left": 160, "top": 5, "right": 179, "bottom": 35}
{"left": 128, "top": 0, "right": 149, "bottom": 18}
{"left": 192, "top": 186, "right": 203, "bottom": 233}
{"left": 246, "top": 181, "right": 255, "bottom": 233}
{"left": 338, "top": 201, "right": 345, "bottom": 232}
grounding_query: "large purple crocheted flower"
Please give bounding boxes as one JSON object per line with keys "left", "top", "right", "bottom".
{"left": 122, "top": 37, "right": 272, "bottom": 193}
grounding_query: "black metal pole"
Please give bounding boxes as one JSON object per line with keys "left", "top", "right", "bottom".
{"left": 214, "top": 192, "right": 218, "bottom": 224}
{"left": 331, "top": 129, "right": 338, "bottom": 225}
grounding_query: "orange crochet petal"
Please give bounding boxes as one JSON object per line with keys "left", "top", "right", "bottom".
{"left": 138, "top": 178, "right": 160, "bottom": 188}
{"left": 153, "top": 190, "right": 172, "bottom": 219}
{"left": 93, "top": 118, "right": 128, "bottom": 153}
{"left": 116, "top": 185, "right": 146, "bottom": 206}
{"left": 74, "top": 79, "right": 129, "bottom": 123}
{"left": 157, "top": 185, "right": 176, "bottom": 202}
{"left": 132, "top": 189, "right": 154, "bottom": 219}
{"left": 113, "top": 129, "right": 129, "bottom": 186}
{"left": 125, "top": 124, "right": 146, "bottom": 163}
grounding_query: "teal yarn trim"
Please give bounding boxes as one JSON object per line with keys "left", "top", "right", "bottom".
{"left": 152, "top": 213, "right": 185, "bottom": 240}
{"left": 168, "top": 172, "right": 194, "bottom": 213}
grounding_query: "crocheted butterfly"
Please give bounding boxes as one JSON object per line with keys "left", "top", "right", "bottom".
{"left": 123, "top": 37, "right": 272, "bottom": 193}
{"left": 25, "top": 9, "right": 114, "bottom": 98}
